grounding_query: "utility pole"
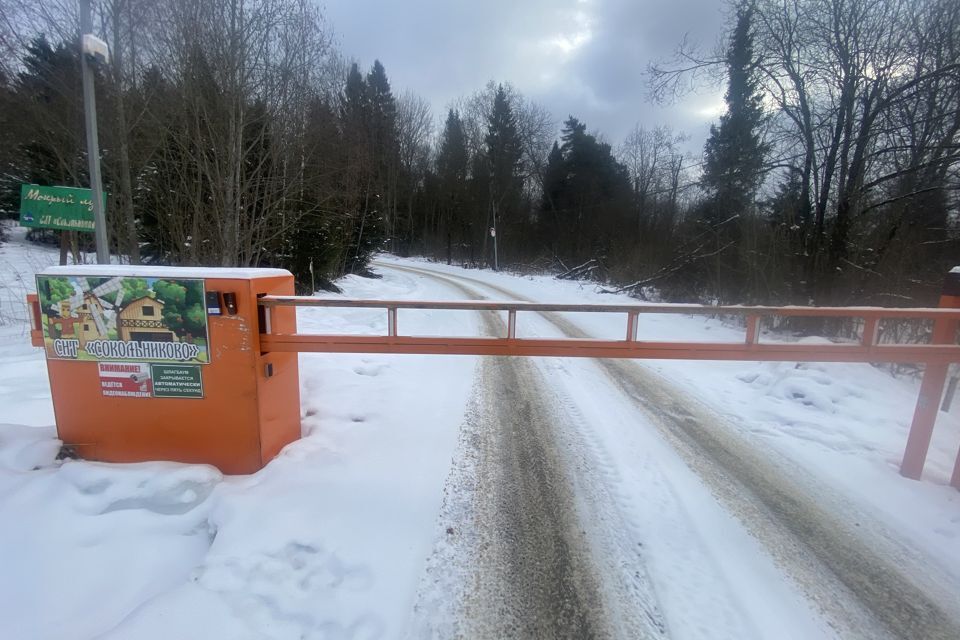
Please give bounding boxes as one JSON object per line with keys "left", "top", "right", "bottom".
{"left": 79, "top": 0, "right": 109, "bottom": 264}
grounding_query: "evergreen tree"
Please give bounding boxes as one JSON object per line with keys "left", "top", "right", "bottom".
{"left": 485, "top": 85, "right": 523, "bottom": 196}
{"left": 366, "top": 61, "right": 397, "bottom": 159}
{"left": 0, "top": 68, "right": 17, "bottom": 221}
{"left": 365, "top": 60, "right": 399, "bottom": 249}
{"left": 539, "top": 117, "right": 632, "bottom": 263}
{"left": 341, "top": 63, "right": 368, "bottom": 127}
{"left": 541, "top": 141, "right": 564, "bottom": 214}
{"left": 484, "top": 85, "right": 523, "bottom": 265}
{"left": 697, "top": 0, "right": 767, "bottom": 302}
{"left": 559, "top": 117, "right": 586, "bottom": 156}
{"left": 11, "top": 37, "right": 85, "bottom": 190}
{"left": 338, "top": 62, "right": 387, "bottom": 274}
{"left": 436, "top": 109, "right": 469, "bottom": 263}
{"left": 701, "top": 1, "right": 767, "bottom": 221}
{"left": 284, "top": 97, "right": 343, "bottom": 292}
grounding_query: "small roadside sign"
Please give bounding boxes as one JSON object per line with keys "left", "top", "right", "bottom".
{"left": 19, "top": 184, "right": 103, "bottom": 232}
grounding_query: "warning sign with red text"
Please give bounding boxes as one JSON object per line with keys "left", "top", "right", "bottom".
{"left": 98, "top": 362, "right": 153, "bottom": 397}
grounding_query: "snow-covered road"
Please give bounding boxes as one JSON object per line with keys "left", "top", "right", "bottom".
{"left": 381, "top": 261, "right": 960, "bottom": 640}
{"left": 400, "top": 266, "right": 663, "bottom": 639}
{"left": 2, "top": 225, "right": 959, "bottom": 639}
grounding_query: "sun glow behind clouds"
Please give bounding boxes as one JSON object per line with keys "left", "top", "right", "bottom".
{"left": 528, "top": 1, "right": 595, "bottom": 89}
{"left": 542, "top": 2, "right": 595, "bottom": 58}
{"left": 326, "top": 0, "right": 728, "bottom": 148}
{"left": 547, "top": 24, "right": 593, "bottom": 54}
{"left": 694, "top": 99, "right": 726, "bottom": 119}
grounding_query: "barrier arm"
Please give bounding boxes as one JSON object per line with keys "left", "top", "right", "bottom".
{"left": 258, "top": 291, "right": 960, "bottom": 485}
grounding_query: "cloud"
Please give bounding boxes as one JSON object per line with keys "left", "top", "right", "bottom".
{"left": 324, "top": 0, "right": 727, "bottom": 150}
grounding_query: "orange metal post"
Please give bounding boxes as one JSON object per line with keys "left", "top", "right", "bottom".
{"left": 861, "top": 317, "right": 879, "bottom": 347}
{"left": 901, "top": 270, "right": 960, "bottom": 481}
{"left": 27, "top": 294, "right": 43, "bottom": 346}
{"left": 745, "top": 315, "right": 760, "bottom": 346}
{"left": 626, "top": 311, "right": 639, "bottom": 342}
{"left": 943, "top": 271, "right": 960, "bottom": 489}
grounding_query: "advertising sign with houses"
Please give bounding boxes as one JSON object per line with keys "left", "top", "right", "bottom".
{"left": 35, "top": 274, "right": 210, "bottom": 365}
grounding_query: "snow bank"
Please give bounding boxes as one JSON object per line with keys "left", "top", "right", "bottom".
{"left": 0, "top": 226, "right": 479, "bottom": 639}
{"left": 0, "top": 436, "right": 221, "bottom": 639}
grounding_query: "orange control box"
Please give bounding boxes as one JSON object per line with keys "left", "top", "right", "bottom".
{"left": 27, "top": 266, "right": 301, "bottom": 474}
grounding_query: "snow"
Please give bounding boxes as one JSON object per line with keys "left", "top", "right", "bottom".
{"left": 2, "top": 223, "right": 959, "bottom": 639}
{"left": 374, "top": 256, "right": 960, "bottom": 586}
{"left": 41, "top": 264, "right": 292, "bottom": 279}
{"left": 105, "top": 269, "right": 478, "bottom": 639}
{"left": 1, "top": 224, "right": 477, "bottom": 638}
{"left": 510, "top": 355, "right": 838, "bottom": 639}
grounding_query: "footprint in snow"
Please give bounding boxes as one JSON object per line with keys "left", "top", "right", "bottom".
{"left": 353, "top": 364, "right": 387, "bottom": 377}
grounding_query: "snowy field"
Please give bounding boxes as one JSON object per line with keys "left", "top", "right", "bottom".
{"left": 1, "top": 221, "right": 959, "bottom": 639}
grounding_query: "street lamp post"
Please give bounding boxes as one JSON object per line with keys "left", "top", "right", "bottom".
{"left": 79, "top": 0, "right": 109, "bottom": 264}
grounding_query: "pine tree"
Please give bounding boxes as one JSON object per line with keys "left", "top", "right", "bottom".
{"left": 436, "top": 109, "right": 469, "bottom": 263}
{"left": 366, "top": 60, "right": 400, "bottom": 249}
{"left": 338, "top": 62, "right": 394, "bottom": 274}
{"left": 559, "top": 117, "right": 586, "bottom": 156}
{"left": 340, "top": 63, "right": 368, "bottom": 131}
{"left": 0, "top": 68, "right": 18, "bottom": 220}
{"left": 366, "top": 60, "right": 397, "bottom": 158}
{"left": 541, "top": 141, "right": 564, "bottom": 214}
{"left": 701, "top": 1, "right": 767, "bottom": 221}
{"left": 484, "top": 85, "right": 523, "bottom": 265}
{"left": 12, "top": 37, "right": 85, "bottom": 189}
{"left": 697, "top": 0, "right": 768, "bottom": 302}
{"left": 540, "top": 117, "right": 632, "bottom": 264}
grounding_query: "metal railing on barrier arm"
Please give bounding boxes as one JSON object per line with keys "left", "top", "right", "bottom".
{"left": 258, "top": 293, "right": 960, "bottom": 488}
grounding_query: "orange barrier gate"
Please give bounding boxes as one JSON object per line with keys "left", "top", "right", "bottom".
{"left": 27, "top": 267, "right": 960, "bottom": 483}
{"left": 257, "top": 269, "right": 960, "bottom": 486}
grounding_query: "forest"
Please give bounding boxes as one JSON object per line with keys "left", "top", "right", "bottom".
{"left": 0, "top": 0, "right": 957, "bottom": 309}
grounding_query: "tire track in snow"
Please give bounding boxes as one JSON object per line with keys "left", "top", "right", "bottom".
{"left": 384, "top": 261, "right": 960, "bottom": 640}
{"left": 402, "top": 269, "right": 665, "bottom": 639}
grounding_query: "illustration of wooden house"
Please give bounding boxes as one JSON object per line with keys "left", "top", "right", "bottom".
{"left": 53, "top": 293, "right": 109, "bottom": 347}
{"left": 118, "top": 297, "right": 177, "bottom": 342}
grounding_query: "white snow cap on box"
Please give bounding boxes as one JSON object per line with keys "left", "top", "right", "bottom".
{"left": 951, "top": 266, "right": 960, "bottom": 274}
{"left": 40, "top": 264, "right": 292, "bottom": 280}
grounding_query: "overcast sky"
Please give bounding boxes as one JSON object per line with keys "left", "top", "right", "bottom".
{"left": 324, "top": 0, "right": 729, "bottom": 152}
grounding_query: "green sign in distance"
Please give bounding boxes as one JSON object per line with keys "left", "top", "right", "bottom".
{"left": 151, "top": 364, "right": 204, "bottom": 399}
{"left": 19, "top": 184, "right": 103, "bottom": 232}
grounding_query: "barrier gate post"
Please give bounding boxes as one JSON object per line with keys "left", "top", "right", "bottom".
{"left": 901, "top": 269, "right": 960, "bottom": 481}
{"left": 28, "top": 266, "right": 301, "bottom": 474}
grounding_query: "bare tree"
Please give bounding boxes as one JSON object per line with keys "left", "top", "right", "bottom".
{"left": 618, "top": 124, "right": 688, "bottom": 231}
{"left": 394, "top": 90, "right": 432, "bottom": 252}
{"left": 651, "top": 0, "right": 960, "bottom": 303}
{"left": 142, "top": 0, "right": 334, "bottom": 266}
